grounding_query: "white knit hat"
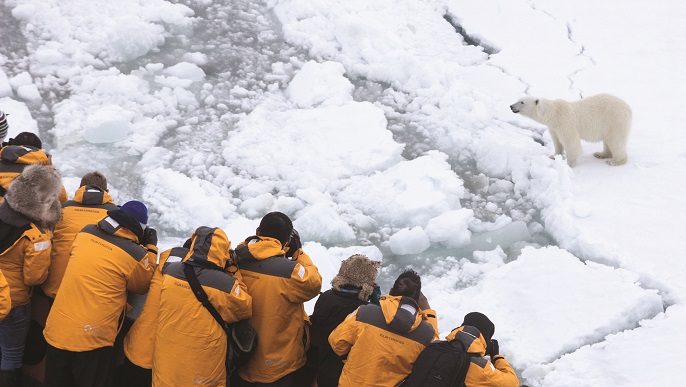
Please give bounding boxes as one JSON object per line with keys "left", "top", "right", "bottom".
{"left": 0, "top": 110, "right": 8, "bottom": 142}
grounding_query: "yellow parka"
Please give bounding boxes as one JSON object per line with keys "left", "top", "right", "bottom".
{"left": 445, "top": 326, "right": 519, "bottom": 387}
{"left": 329, "top": 295, "right": 438, "bottom": 387}
{"left": 153, "top": 227, "right": 252, "bottom": 387}
{"left": 0, "top": 209, "right": 52, "bottom": 309}
{"left": 44, "top": 215, "right": 157, "bottom": 352}
{"left": 42, "top": 185, "right": 117, "bottom": 298}
{"left": 0, "top": 145, "right": 67, "bottom": 202}
{"left": 235, "top": 236, "right": 322, "bottom": 384}
{"left": 124, "top": 246, "right": 188, "bottom": 369}
{"left": 0, "top": 269, "right": 11, "bottom": 320}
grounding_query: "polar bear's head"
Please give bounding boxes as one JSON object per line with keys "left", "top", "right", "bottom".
{"left": 510, "top": 97, "right": 540, "bottom": 116}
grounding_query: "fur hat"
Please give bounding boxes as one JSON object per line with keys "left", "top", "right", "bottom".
{"left": 331, "top": 254, "right": 381, "bottom": 301}
{"left": 462, "top": 312, "right": 495, "bottom": 342}
{"left": 4, "top": 164, "right": 63, "bottom": 229}
{"left": 0, "top": 110, "right": 8, "bottom": 142}
{"left": 120, "top": 200, "right": 148, "bottom": 225}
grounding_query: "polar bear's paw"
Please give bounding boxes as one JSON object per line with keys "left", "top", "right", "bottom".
{"left": 606, "top": 158, "right": 627, "bottom": 166}
{"left": 593, "top": 151, "right": 612, "bottom": 159}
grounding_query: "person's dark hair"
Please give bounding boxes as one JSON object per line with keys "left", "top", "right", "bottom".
{"left": 389, "top": 269, "right": 422, "bottom": 301}
{"left": 257, "top": 212, "right": 293, "bottom": 246}
{"left": 9, "top": 132, "right": 42, "bottom": 149}
{"left": 80, "top": 171, "right": 108, "bottom": 191}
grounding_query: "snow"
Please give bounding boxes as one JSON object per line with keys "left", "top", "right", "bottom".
{"left": 0, "top": 97, "right": 39, "bottom": 139}
{"left": 430, "top": 246, "right": 663, "bottom": 369}
{"left": 1, "top": 0, "right": 684, "bottom": 385}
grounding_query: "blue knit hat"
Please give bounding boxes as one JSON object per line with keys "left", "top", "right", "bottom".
{"left": 120, "top": 200, "right": 148, "bottom": 225}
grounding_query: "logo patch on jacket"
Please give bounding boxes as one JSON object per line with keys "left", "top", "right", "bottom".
{"left": 34, "top": 241, "right": 50, "bottom": 251}
{"left": 297, "top": 265, "right": 305, "bottom": 279}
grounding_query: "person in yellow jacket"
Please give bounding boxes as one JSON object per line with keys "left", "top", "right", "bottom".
{"left": 445, "top": 312, "right": 519, "bottom": 387}
{"left": 0, "top": 270, "right": 10, "bottom": 321}
{"left": 328, "top": 269, "right": 439, "bottom": 387}
{"left": 0, "top": 164, "right": 63, "bottom": 387}
{"left": 0, "top": 132, "right": 68, "bottom": 203}
{"left": 152, "top": 227, "right": 253, "bottom": 387}
{"left": 123, "top": 240, "right": 190, "bottom": 387}
{"left": 233, "top": 212, "right": 322, "bottom": 386}
{"left": 42, "top": 171, "right": 117, "bottom": 299}
{"left": 43, "top": 200, "right": 158, "bottom": 387}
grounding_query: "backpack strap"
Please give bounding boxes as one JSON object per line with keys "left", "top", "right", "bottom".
{"left": 183, "top": 262, "right": 230, "bottom": 334}
{"left": 449, "top": 336, "right": 482, "bottom": 358}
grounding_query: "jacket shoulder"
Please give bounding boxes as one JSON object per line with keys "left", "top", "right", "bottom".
{"left": 81, "top": 223, "right": 147, "bottom": 261}
{"left": 163, "top": 262, "right": 236, "bottom": 294}
{"left": 238, "top": 253, "right": 298, "bottom": 279}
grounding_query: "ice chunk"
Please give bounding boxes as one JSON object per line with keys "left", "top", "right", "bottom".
{"left": 470, "top": 220, "right": 532, "bottom": 251}
{"left": 0, "top": 98, "right": 40, "bottom": 139}
{"left": 286, "top": 60, "right": 354, "bottom": 108}
{"left": 16, "top": 85, "right": 42, "bottom": 102}
{"left": 9, "top": 72, "right": 33, "bottom": 89}
{"left": 141, "top": 168, "right": 237, "bottom": 234}
{"left": 338, "top": 151, "right": 465, "bottom": 228}
{"left": 523, "top": 304, "right": 685, "bottom": 387}
{"left": 163, "top": 62, "right": 206, "bottom": 82}
{"left": 182, "top": 52, "right": 209, "bottom": 66}
{"left": 439, "top": 246, "right": 664, "bottom": 370}
{"left": 389, "top": 226, "right": 431, "bottom": 255}
{"left": 0, "top": 71, "right": 12, "bottom": 98}
{"left": 223, "top": 101, "right": 403, "bottom": 191}
{"left": 425, "top": 209, "right": 474, "bottom": 248}
{"left": 293, "top": 203, "right": 357, "bottom": 244}
{"left": 82, "top": 106, "right": 133, "bottom": 144}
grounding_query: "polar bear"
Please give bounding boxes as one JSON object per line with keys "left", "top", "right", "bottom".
{"left": 510, "top": 93, "right": 632, "bottom": 166}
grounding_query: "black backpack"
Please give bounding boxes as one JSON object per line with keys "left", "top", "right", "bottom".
{"left": 182, "top": 262, "right": 258, "bottom": 375}
{"left": 402, "top": 339, "right": 473, "bottom": 387}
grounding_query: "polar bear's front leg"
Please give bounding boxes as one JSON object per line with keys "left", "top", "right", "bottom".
{"left": 548, "top": 129, "right": 564, "bottom": 158}
{"left": 562, "top": 129, "right": 582, "bottom": 167}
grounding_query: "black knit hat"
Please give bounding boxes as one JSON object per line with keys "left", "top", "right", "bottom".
{"left": 9, "top": 131, "right": 42, "bottom": 149}
{"left": 257, "top": 211, "right": 293, "bottom": 246}
{"left": 462, "top": 312, "right": 495, "bottom": 342}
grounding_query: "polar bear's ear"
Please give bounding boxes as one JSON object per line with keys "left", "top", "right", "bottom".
{"left": 535, "top": 99, "right": 539, "bottom": 105}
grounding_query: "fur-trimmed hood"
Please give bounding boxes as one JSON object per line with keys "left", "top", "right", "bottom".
{"left": 4, "top": 164, "right": 63, "bottom": 229}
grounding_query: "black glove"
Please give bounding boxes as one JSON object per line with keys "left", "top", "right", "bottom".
{"left": 285, "top": 229, "right": 302, "bottom": 258}
{"left": 487, "top": 339, "right": 499, "bottom": 359}
{"left": 142, "top": 227, "right": 158, "bottom": 247}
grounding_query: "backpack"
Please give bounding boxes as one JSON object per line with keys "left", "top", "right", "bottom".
{"left": 182, "top": 262, "right": 258, "bottom": 375}
{"left": 402, "top": 339, "right": 473, "bottom": 387}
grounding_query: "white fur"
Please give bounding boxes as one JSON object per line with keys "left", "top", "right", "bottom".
{"left": 510, "top": 93, "right": 632, "bottom": 166}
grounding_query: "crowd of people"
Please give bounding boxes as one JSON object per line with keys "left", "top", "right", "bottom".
{"left": 0, "top": 110, "right": 520, "bottom": 387}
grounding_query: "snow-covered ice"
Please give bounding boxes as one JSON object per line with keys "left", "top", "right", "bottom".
{"left": 1, "top": 0, "right": 684, "bottom": 385}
